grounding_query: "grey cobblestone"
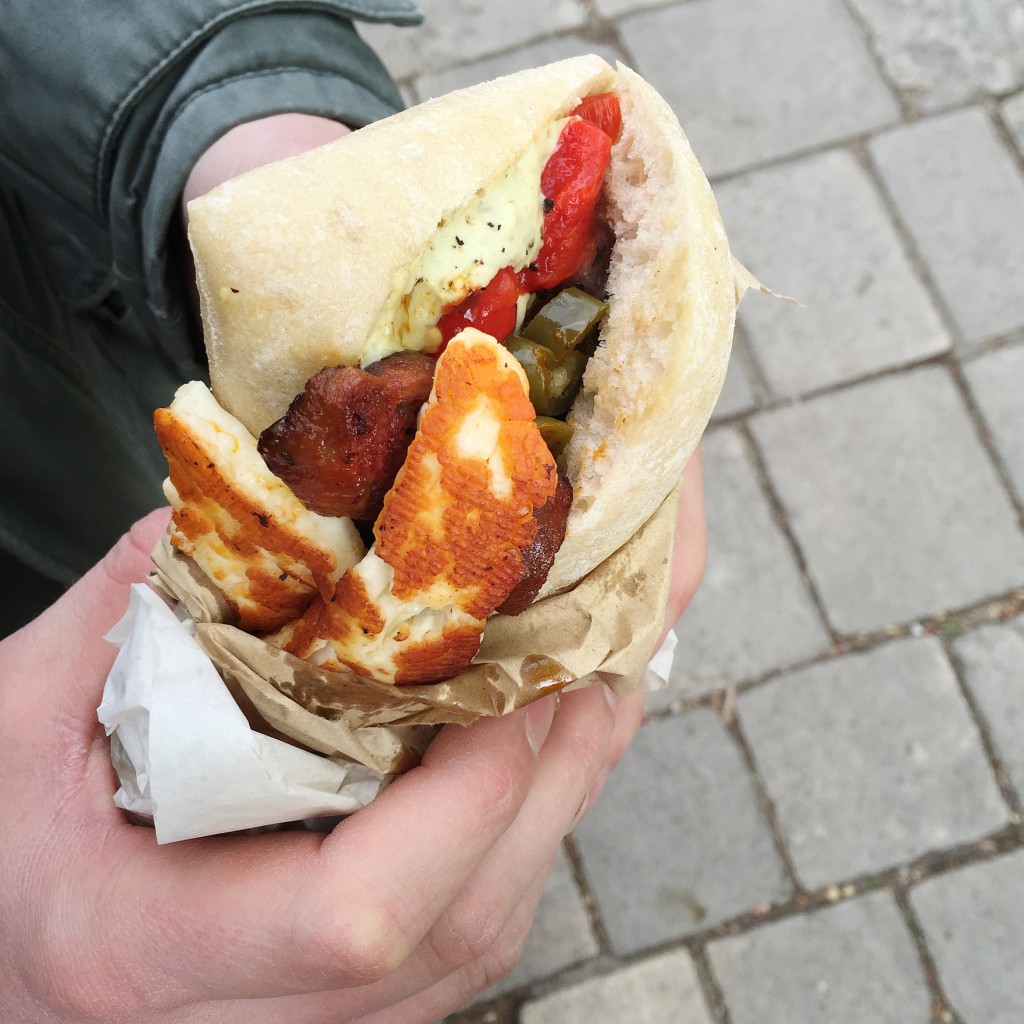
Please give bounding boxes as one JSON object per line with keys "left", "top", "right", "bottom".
{"left": 573, "top": 709, "right": 792, "bottom": 952}
{"left": 1000, "top": 88, "right": 1024, "bottom": 155}
{"left": 962, "top": 340, "right": 1024, "bottom": 504}
{"left": 363, "top": 13, "right": 1024, "bottom": 1021}
{"left": 911, "top": 849, "right": 1024, "bottom": 1024}
{"left": 592, "top": 0, "right": 665, "bottom": 19}
{"left": 708, "top": 891, "right": 930, "bottom": 1024}
{"left": 870, "top": 108, "right": 1024, "bottom": 346}
{"left": 473, "top": 845, "right": 596, "bottom": 1001}
{"left": 716, "top": 149, "right": 949, "bottom": 398}
{"left": 519, "top": 949, "right": 713, "bottom": 1024}
{"left": 750, "top": 366, "right": 1024, "bottom": 634}
{"left": 953, "top": 617, "right": 1024, "bottom": 798}
{"left": 737, "top": 638, "right": 1007, "bottom": 890}
{"left": 360, "top": 0, "right": 587, "bottom": 81}
{"left": 617, "top": 0, "right": 899, "bottom": 178}
{"left": 847, "top": 0, "right": 1024, "bottom": 113}
{"left": 656, "top": 426, "right": 830, "bottom": 705}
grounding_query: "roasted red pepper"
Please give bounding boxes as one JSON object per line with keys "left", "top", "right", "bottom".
{"left": 435, "top": 93, "right": 620, "bottom": 343}
{"left": 435, "top": 265, "right": 520, "bottom": 348}
{"left": 571, "top": 92, "right": 623, "bottom": 142}
{"left": 517, "top": 117, "right": 613, "bottom": 293}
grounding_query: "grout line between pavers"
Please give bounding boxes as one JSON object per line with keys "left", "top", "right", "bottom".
{"left": 462, "top": 823, "right": 1024, "bottom": 1022}
{"left": 830, "top": 139, "right": 1024, "bottom": 527}
{"left": 687, "top": 823, "right": 1023, "bottom": 947}
{"left": 688, "top": 943, "right": 734, "bottom": 1024}
{"left": 891, "top": 886, "right": 965, "bottom": 1024}
{"left": 721, "top": 711, "right": 805, "bottom": 896}
{"left": 836, "top": 0, "right": 917, "bottom": 122}
{"left": 728, "top": 321, "right": 775, "bottom": 409}
{"left": 990, "top": 97, "right": 1024, "bottom": 181}
{"left": 483, "top": 825, "right": 1024, "bottom": 1021}
{"left": 852, "top": 135, "right": 973, "bottom": 354}
{"left": 711, "top": 331, "right": 1024, "bottom": 431}
{"left": 946, "top": 358, "right": 1024, "bottom": 531}
{"left": 560, "top": 833, "right": 615, "bottom": 956}
{"left": 735, "top": 421, "right": 840, "bottom": 645}
{"left": 942, "top": 636, "right": 1024, "bottom": 819}
{"left": 652, "top": 584, "right": 1024, "bottom": 721}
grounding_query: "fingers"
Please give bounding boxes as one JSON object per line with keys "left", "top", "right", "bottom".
{"left": 660, "top": 445, "right": 706, "bottom": 646}
{"left": 81, "top": 699, "right": 554, "bottom": 1010}
{"left": 186, "top": 686, "right": 618, "bottom": 1024}
{"left": 345, "top": 861, "right": 554, "bottom": 1024}
{"left": 0, "top": 507, "right": 171, "bottom": 733}
{"left": 342, "top": 685, "right": 618, "bottom": 1014}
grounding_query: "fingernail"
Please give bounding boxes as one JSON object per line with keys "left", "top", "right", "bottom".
{"left": 570, "top": 789, "right": 591, "bottom": 832}
{"left": 525, "top": 696, "right": 554, "bottom": 756}
{"left": 603, "top": 684, "right": 619, "bottom": 712}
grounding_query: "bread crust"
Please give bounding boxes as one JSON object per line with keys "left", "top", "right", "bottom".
{"left": 187, "top": 56, "right": 734, "bottom": 597}
{"left": 542, "top": 64, "right": 734, "bottom": 594}
{"left": 188, "top": 55, "right": 616, "bottom": 435}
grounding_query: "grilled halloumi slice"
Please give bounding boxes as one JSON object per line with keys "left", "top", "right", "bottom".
{"left": 155, "top": 381, "right": 364, "bottom": 632}
{"left": 273, "top": 329, "right": 558, "bottom": 684}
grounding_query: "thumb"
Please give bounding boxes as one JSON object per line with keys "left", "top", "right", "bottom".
{"left": 3, "top": 508, "right": 171, "bottom": 710}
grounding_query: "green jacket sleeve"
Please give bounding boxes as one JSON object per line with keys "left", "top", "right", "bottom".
{"left": 0, "top": 0, "right": 420, "bottom": 363}
{"left": 0, "top": 2, "right": 421, "bottom": 586}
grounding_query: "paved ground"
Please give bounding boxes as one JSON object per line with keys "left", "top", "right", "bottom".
{"left": 363, "top": 3, "right": 1024, "bottom": 1021}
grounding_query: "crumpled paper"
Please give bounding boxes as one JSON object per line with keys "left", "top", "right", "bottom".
{"left": 98, "top": 586, "right": 389, "bottom": 843}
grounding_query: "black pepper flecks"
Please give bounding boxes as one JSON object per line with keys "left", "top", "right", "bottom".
{"left": 455, "top": 235, "right": 464, "bottom": 246}
{"left": 543, "top": 197, "right": 555, "bottom": 213}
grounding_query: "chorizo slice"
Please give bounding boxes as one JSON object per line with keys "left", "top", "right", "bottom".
{"left": 258, "top": 352, "right": 436, "bottom": 521}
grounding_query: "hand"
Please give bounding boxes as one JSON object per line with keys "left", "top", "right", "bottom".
{"left": 180, "top": 113, "right": 353, "bottom": 213}
{"left": 0, "top": 445, "right": 703, "bottom": 1023}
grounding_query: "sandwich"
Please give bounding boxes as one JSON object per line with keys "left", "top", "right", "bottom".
{"left": 153, "top": 55, "right": 735, "bottom": 687}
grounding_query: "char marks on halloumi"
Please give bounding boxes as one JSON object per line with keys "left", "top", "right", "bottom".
{"left": 155, "top": 381, "right": 364, "bottom": 632}
{"left": 272, "top": 329, "right": 559, "bottom": 684}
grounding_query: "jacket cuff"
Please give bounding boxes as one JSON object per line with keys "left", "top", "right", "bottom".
{"left": 105, "top": 7, "right": 418, "bottom": 369}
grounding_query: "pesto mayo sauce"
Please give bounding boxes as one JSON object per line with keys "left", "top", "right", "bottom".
{"left": 362, "top": 119, "right": 566, "bottom": 365}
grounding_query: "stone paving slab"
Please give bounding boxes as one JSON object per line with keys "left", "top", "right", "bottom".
{"left": 737, "top": 638, "right": 1008, "bottom": 890}
{"left": 1000, "top": 89, "right": 1024, "bottom": 155}
{"left": 573, "top": 709, "right": 792, "bottom": 952}
{"left": 519, "top": 949, "right": 713, "bottom": 1024}
{"left": 953, "top": 617, "right": 1024, "bottom": 798}
{"left": 360, "top": 0, "right": 587, "bottom": 81}
{"left": 416, "top": 35, "right": 624, "bottom": 99}
{"left": 473, "top": 844, "right": 597, "bottom": 1001}
{"left": 911, "top": 849, "right": 1024, "bottom": 1024}
{"left": 750, "top": 366, "right": 1024, "bottom": 634}
{"left": 962, "top": 340, "right": 1024, "bottom": 504}
{"left": 616, "top": 0, "right": 899, "bottom": 179}
{"left": 707, "top": 891, "right": 930, "bottom": 1024}
{"left": 591, "top": 0, "right": 664, "bottom": 19}
{"left": 709, "top": 339, "right": 757, "bottom": 422}
{"left": 847, "top": 0, "right": 1024, "bottom": 113}
{"left": 715, "top": 149, "right": 949, "bottom": 399}
{"left": 870, "top": 108, "right": 1024, "bottom": 347}
{"left": 655, "top": 426, "right": 830, "bottom": 705}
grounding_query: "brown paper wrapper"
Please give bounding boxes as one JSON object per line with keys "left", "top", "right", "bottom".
{"left": 150, "top": 483, "right": 679, "bottom": 775}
